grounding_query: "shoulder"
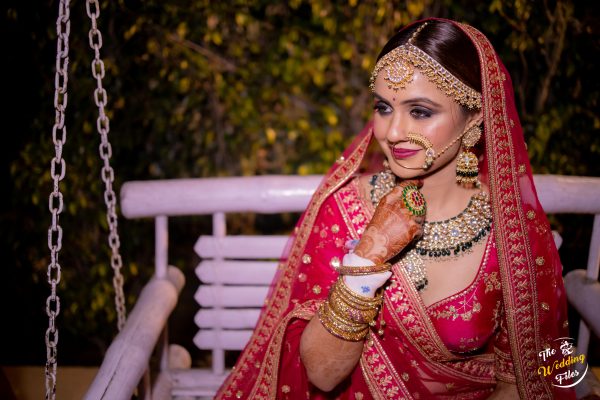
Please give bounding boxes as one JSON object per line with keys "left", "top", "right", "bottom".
{"left": 318, "top": 173, "right": 374, "bottom": 217}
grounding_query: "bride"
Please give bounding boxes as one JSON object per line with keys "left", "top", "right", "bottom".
{"left": 216, "top": 18, "right": 575, "bottom": 399}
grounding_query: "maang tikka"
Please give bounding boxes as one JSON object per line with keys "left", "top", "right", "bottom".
{"left": 456, "top": 125, "right": 481, "bottom": 185}
{"left": 370, "top": 22, "right": 482, "bottom": 110}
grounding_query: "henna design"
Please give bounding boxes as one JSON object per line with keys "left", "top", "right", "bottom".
{"left": 354, "top": 180, "right": 425, "bottom": 264}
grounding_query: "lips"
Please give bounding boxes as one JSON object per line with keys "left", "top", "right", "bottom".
{"left": 391, "top": 147, "right": 420, "bottom": 159}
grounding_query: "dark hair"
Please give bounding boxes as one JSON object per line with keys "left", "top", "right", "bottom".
{"left": 377, "top": 20, "right": 481, "bottom": 94}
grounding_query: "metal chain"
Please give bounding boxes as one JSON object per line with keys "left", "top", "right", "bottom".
{"left": 86, "top": 0, "right": 127, "bottom": 331}
{"left": 45, "top": 1, "right": 70, "bottom": 398}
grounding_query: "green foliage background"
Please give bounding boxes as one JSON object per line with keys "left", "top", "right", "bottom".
{"left": 3, "top": 0, "right": 599, "bottom": 365}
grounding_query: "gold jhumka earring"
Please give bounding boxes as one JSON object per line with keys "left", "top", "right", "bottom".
{"left": 456, "top": 125, "right": 481, "bottom": 186}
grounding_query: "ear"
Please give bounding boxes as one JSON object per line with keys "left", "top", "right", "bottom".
{"left": 464, "top": 109, "right": 483, "bottom": 131}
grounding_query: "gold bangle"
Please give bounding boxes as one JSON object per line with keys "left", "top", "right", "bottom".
{"left": 336, "top": 262, "right": 392, "bottom": 276}
{"left": 317, "top": 277, "right": 384, "bottom": 341}
{"left": 330, "top": 285, "right": 379, "bottom": 311}
{"left": 336, "top": 278, "right": 383, "bottom": 307}
{"left": 323, "top": 303, "right": 368, "bottom": 332}
{"left": 318, "top": 302, "right": 369, "bottom": 341}
{"left": 329, "top": 292, "right": 379, "bottom": 324}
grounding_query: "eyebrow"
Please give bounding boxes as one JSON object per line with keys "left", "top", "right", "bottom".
{"left": 374, "top": 93, "right": 442, "bottom": 108}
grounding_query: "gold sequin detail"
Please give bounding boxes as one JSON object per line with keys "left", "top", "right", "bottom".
{"left": 254, "top": 362, "right": 260, "bottom": 368}
{"left": 563, "top": 320, "right": 569, "bottom": 328}
{"left": 527, "top": 210, "right": 535, "bottom": 220}
{"left": 402, "top": 372, "right": 409, "bottom": 381}
{"left": 541, "top": 302, "right": 550, "bottom": 311}
{"left": 518, "top": 164, "right": 526, "bottom": 174}
{"left": 337, "top": 155, "right": 345, "bottom": 163}
{"left": 298, "top": 273, "right": 307, "bottom": 282}
{"left": 312, "top": 285, "right": 322, "bottom": 295}
{"left": 330, "top": 256, "right": 341, "bottom": 268}
{"left": 331, "top": 224, "right": 340, "bottom": 233}
{"left": 302, "top": 254, "right": 311, "bottom": 264}
{"left": 536, "top": 256, "right": 545, "bottom": 266}
{"left": 236, "top": 391, "right": 243, "bottom": 399}
{"left": 355, "top": 393, "right": 364, "bottom": 400}
{"left": 281, "top": 385, "right": 290, "bottom": 393}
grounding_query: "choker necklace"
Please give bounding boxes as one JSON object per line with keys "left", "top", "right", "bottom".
{"left": 403, "top": 192, "right": 491, "bottom": 291}
{"left": 368, "top": 173, "right": 492, "bottom": 291}
{"left": 416, "top": 192, "right": 492, "bottom": 259}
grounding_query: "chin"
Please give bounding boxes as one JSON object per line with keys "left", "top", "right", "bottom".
{"left": 389, "top": 165, "right": 426, "bottom": 180}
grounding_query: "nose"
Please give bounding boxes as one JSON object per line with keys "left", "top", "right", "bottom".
{"left": 385, "top": 114, "right": 408, "bottom": 144}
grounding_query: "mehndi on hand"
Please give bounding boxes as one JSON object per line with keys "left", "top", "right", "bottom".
{"left": 353, "top": 179, "right": 426, "bottom": 265}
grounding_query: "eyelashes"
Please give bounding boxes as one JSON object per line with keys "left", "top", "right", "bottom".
{"left": 374, "top": 101, "right": 392, "bottom": 115}
{"left": 373, "top": 101, "right": 434, "bottom": 119}
{"left": 410, "top": 107, "right": 433, "bottom": 119}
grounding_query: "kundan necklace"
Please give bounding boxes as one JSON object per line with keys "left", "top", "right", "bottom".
{"left": 369, "top": 172, "right": 492, "bottom": 291}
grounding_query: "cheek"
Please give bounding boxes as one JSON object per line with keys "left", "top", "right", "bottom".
{"left": 372, "top": 115, "right": 386, "bottom": 140}
{"left": 423, "top": 117, "right": 458, "bottom": 146}
{"left": 372, "top": 119, "right": 390, "bottom": 153}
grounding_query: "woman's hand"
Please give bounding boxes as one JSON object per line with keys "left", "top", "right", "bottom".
{"left": 353, "top": 179, "right": 425, "bottom": 264}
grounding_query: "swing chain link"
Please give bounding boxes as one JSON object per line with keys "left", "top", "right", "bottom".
{"left": 45, "top": 1, "right": 71, "bottom": 398}
{"left": 86, "top": 0, "right": 127, "bottom": 331}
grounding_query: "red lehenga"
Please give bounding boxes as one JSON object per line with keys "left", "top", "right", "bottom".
{"left": 216, "top": 19, "right": 576, "bottom": 399}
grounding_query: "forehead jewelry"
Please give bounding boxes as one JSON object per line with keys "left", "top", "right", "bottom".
{"left": 370, "top": 22, "right": 482, "bottom": 110}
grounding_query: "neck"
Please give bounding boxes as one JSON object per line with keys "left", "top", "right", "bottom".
{"left": 420, "top": 157, "right": 478, "bottom": 221}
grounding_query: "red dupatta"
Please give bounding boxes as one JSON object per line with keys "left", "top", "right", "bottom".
{"left": 458, "top": 22, "right": 573, "bottom": 398}
{"left": 216, "top": 19, "right": 574, "bottom": 399}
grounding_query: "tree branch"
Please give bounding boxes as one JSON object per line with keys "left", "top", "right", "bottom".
{"left": 166, "top": 33, "right": 237, "bottom": 72}
{"left": 535, "top": 1, "right": 571, "bottom": 113}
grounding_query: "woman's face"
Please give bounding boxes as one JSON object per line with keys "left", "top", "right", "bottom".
{"left": 373, "top": 70, "right": 479, "bottom": 180}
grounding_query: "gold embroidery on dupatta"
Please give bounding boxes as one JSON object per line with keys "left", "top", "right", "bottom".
{"left": 254, "top": 301, "right": 321, "bottom": 397}
{"left": 459, "top": 23, "right": 551, "bottom": 398}
{"left": 334, "top": 177, "right": 373, "bottom": 239}
{"left": 360, "top": 334, "right": 413, "bottom": 399}
{"left": 359, "top": 359, "right": 388, "bottom": 400}
{"left": 218, "top": 130, "right": 372, "bottom": 399}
